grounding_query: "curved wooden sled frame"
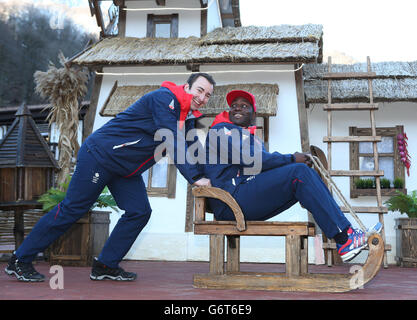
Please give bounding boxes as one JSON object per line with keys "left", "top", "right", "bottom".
{"left": 192, "top": 186, "right": 384, "bottom": 292}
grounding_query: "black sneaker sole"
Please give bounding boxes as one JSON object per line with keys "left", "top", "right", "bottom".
{"left": 4, "top": 268, "right": 45, "bottom": 282}
{"left": 90, "top": 274, "right": 136, "bottom": 281}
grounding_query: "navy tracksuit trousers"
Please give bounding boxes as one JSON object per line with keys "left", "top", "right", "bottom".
{"left": 215, "top": 163, "right": 351, "bottom": 239}
{"left": 15, "top": 143, "right": 152, "bottom": 268}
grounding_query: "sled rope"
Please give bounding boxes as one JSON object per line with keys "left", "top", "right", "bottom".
{"left": 307, "top": 154, "right": 367, "bottom": 232}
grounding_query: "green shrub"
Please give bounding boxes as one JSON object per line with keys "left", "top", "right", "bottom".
{"left": 37, "top": 175, "right": 119, "bottom": 213}
{"left": 384, "top": 190, "right": 417, "bottom": 218}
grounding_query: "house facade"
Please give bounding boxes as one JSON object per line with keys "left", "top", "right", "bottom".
{"left": 70, "top": 0, "right": 324, "bottom": 264}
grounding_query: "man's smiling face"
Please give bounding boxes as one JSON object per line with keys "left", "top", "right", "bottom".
{"left": 184, "top": 76, "right": 214, "bottom": 111}
{"left": 229, "top": 97, "right": 255, "bottom": 127}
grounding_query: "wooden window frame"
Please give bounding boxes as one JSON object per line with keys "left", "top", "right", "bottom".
{"left": 146, "top": 14, "right": 179, "bottom": 38}
{"left": 144, "top": 160, "right": 177, "bottom": 198}
{"left": 349, "top": 125, "right": 406, "bottom": 198}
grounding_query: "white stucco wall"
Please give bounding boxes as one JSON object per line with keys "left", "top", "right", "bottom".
{"left": 308, "top": 101, "right": 417, "bottom": 264}
{"left": 125, "top": 0, "right": 202, "bottom": 38}
{"left": 92, "top": 64, "right": 315, "bottom": 264}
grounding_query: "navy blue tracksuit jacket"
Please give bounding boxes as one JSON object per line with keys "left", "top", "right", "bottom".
{"left": 16, "top": 82, "right": 205, "bottom": 268}
{"left": 204, "top": 112, "right": 351, "bottom": 239}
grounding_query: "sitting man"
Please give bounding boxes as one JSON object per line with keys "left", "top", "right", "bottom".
{"left": 204, "top": 89, "right": 379, "bottom": 262}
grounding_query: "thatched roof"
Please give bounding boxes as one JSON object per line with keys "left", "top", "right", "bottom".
{"left": 71, "top": 24, "right": 323, "bottom": 67}
{"left": 200, "top": 25, "right": 323, "bottom": 45}
{"left": 100, "top": 83, "right": 159, "bottom": 116}
{"left": 202, "top": 83, "right": 279, "bottom": 116}
{"left": 100, "top": 82, "right": 279, "bottom": 117}
{"left": 303, "top": 61, "right": 417, "bottom": 105}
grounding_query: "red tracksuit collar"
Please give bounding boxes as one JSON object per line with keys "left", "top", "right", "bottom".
{"left": 161, "top": 81, "right": 202, "bottom": 129}
{"left": 210, "top": 111, "right": 257, "bottom": 135}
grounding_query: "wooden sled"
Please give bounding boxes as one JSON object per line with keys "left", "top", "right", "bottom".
{"left": 192, "top": 186, "right": 384, "bottom": 292}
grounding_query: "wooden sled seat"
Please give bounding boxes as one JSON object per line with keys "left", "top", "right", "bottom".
{"left": 192, "top": 186, "right": 384, "bottom": 292}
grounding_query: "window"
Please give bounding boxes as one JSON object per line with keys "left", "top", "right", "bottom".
{"left": 146, "top": 14, "right": 179, "bottom": 38}
{"left": 142, "top": 157, "right": 177, "bottom": 198}
{"left": 349, "top": 126, "right": 406, "bottom": 198}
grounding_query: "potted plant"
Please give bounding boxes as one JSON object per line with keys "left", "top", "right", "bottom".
{"left": 354, "top": 178, "right": 375, "bottom": 189}
{"left": 385, "top": 190, "right": 417, "bottom": 267}
{"left": 393, "top": 178, "right": 405, "bottom": 189}
{"left": 38, "top": 176, "right": 119, "bottom": 267}
{"left": 380, "top": 178, "right": 391, "bottom": 189}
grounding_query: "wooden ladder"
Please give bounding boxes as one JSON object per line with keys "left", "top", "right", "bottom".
{"left": 323, "top": 56, "right": 390, "bottom": 268}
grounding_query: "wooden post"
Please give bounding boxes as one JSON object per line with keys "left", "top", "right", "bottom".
{"left": 209, "top": 234, "right": 225, "bottom": 275}
{"left": 82, "top": 69, "right": 103, "bottom": 142}
{"left": 117, "top": 0, "right": 126, "bottom": 37}
{"left": 14, "top": 208, "right": 24, "bottom": 249}
{"left": 194, "top": 197, "right": 206, "bottom": 222}
{"left": 226, "top": 235, "right": 240, "bottom": 272}
{"left": 184, "top": 184, "right": 195, "bottom": 232}
{"left": 294, "top": 64, "right": 310, "bottom": 153}
{"left": 300, "top": 236, "right": 308, "bottom": 274}
{"left": 286, "top": 234, "right": 301, "bottom": 277}
{"left": 367, "top": 56, "right": 388, "bottom": 268}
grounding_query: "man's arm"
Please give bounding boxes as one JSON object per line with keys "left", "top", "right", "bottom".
{"left": 151, "top": 92, "right": 207, "bottom": 185}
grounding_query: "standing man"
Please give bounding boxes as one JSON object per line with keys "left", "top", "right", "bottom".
{"left": 5, "top": 73, "right": 215, "bottom": 282}
{"left": 204, "top": 90, "right": 380, "bottom": 263}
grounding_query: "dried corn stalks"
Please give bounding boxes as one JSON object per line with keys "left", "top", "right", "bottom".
{"left": 34, "top": 52, "right": 88, "bottom": 188}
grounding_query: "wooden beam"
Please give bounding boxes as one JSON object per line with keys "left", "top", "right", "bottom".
{"left": 221, "top": 13, "right": 235, "bottom": 19}
{"left": 329, "top": 170, "right": 384, "bottom": 177}
{"left": 82, "top": 68, "right": 102, "bottom": 142}
{"left": 200, "top": 0, "right": 207, "bottom": 36}
{"left": 194, "top": 221, "right": 315, "bottom": 236}
{"left": 92, "top": 0, "right": 105, "bottom": 30}
{"left": 226, "top": 236, "right": 240, "bottom": 272}
{"left": 294, "top": 64, "right": 310, "bottom": 153}
{"left": 286, "top": 234, "right": 301, "bottom": 277}
{"left": 184, "top": 184, "right": 194, "bottom": 232}
{"left": 322, "top": 72, "right": 377, "bottom": 80}
{"left": 155, "top": 0, "right": 166, "bottom": 6}
{"left": 339, "top": 206, "right": 388, "bottom": 213}
{"left": 323, "top": 103, "right": 379, "bottom": 111}
{"left": 323, "top": 136, "right": 382, "bottom": 143}
{"left": 117, "top": 0, "right": 126, "bottom": 37}
{"left": 209, "top": 235, "right": 224, "bottom": 275}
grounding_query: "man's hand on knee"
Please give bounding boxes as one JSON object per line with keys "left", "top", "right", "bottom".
{"left": 293, "top": 152, "right": 313, "bottom": 167}
{"left": 193, "top": 177, "right": 212, "bottom": 187}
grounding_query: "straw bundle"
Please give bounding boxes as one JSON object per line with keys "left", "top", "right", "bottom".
{"left": 34, "top": 52, "right": 89, "bottom": 187}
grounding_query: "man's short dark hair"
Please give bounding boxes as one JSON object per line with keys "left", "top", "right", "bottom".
{"left": 187, "top": 72, "right": 216, "bottom": 88}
